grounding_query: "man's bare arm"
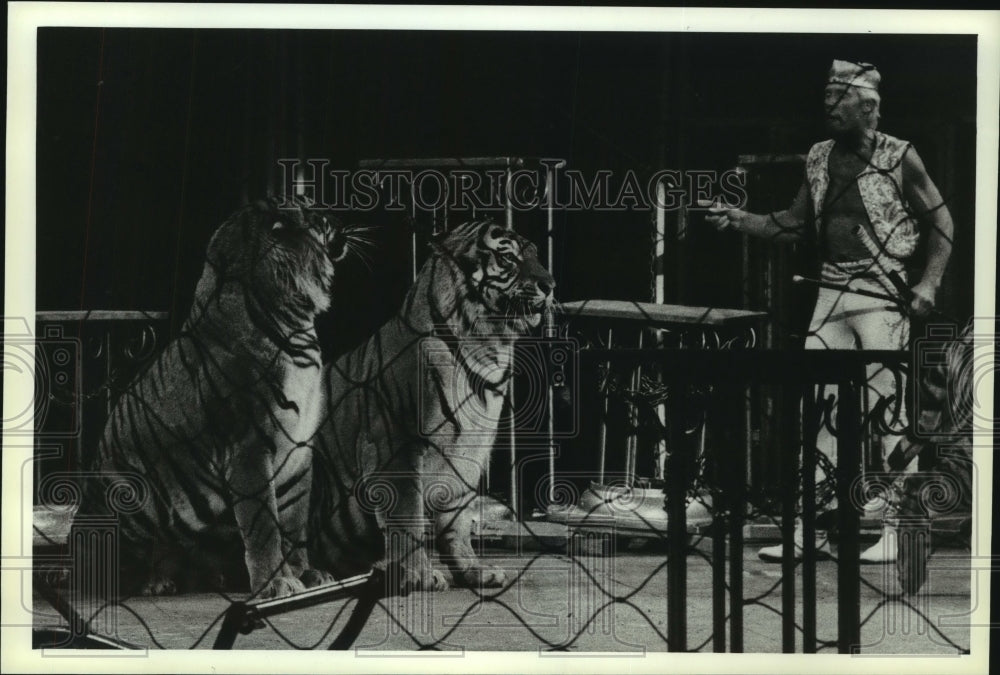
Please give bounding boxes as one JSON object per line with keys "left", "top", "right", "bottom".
{"left": 705, "top": 179, "right": 809, "bottom": 243}
{"left": 902, "top": 146, "right": 954, "bottom": 316}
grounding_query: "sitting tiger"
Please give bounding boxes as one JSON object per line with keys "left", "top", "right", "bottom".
{"left": 310, "top": 219, "right": 555, "bottom": 592}
{"left": 75, "top": 198, "right": 359, "bottom": 599}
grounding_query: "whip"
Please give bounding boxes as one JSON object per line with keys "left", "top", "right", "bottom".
{"left": 791, "top": 274, "right": 904, "bottom": 305}
{"left": 791, "top": 274, "right": 957, "bottom": 322}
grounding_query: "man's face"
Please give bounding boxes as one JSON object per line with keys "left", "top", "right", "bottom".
{"left": 824, "top": 84, "right": 868, "bottom": 135}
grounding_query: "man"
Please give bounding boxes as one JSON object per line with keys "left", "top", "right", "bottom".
{"left": 706, "top": 60, "right": 954, "bottom": 563}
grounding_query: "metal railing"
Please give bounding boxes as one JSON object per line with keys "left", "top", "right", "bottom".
{"left": 29, "top": 313, "right": 971, "bottom": 653}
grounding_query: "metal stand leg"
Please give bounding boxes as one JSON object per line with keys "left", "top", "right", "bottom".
{"left": 212, "top": 572, "right": 377, "bottom": 650}
{"left": 329, "top": 571, "right": 385, "bottom": 650}
{"left": 836, "top": 377, "right": 863, "bottom": 654}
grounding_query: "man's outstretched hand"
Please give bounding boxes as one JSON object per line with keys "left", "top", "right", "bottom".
{"left": 700, "top": 199, "right": 750, "bottom": 233}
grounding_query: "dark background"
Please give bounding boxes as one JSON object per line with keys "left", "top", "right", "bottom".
{"left": 37, "top": 29, "right": 977, "bottom": 351}
{"left": 32, "top": 27, "right": 979, "bottom": 510}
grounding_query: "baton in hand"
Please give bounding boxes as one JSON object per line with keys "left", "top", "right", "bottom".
{"left": 792, "top": 274, "right": 957, "bottom": 322}
{"left": 791, "top": 274, "right": 905, "bottom": 306}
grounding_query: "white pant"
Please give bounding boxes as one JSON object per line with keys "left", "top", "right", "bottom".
{"left": 804, "top": 260, "right": 911, "bottom": 510}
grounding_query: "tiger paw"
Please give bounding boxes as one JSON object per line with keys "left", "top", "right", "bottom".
{"left": 299, "top": 568, "right": 336, "bottom": 588}
{"left": 377, "top": 561, "right": 449, "bottom": 595}
{"left": 457, "top": 565, "right": 507, "bottom": 589}
{"left": 139, "top": 576, "right": 178, "bottom": 596}
{"left": 256, "top": 574, "right": 306, "bottom": 599}
{"left": 400, "top": 566, "right": 449, "bottom": 595}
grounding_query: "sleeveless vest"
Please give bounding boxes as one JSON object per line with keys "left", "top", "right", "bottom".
{"left": 805, "top": 131, "right": 920, "bottom": 260}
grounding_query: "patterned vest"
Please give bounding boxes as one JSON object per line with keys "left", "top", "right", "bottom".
{"left": 805, "top": 131, "right": 920, "bottom": 261}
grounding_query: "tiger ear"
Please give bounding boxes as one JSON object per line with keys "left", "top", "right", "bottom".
{"left": 271, "top": 220, "right": 287, "bottom": 232}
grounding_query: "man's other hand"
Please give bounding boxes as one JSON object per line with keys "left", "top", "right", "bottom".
{"left": 909, "top": 279, "right": 939, "bottom": 318}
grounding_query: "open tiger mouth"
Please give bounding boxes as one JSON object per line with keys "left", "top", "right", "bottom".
{"left": 522, "top": 297, "right": 552, "bottom": 329}
{"left": 496, "top": 290, "right": 551, "bottom": 331}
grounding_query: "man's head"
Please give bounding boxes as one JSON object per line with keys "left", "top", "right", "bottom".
{"left": 824, "top": 60, "right": 881, "bottom": 135}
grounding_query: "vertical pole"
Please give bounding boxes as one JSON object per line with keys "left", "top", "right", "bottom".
{"left": 729, "top": 385, "right": 746, "bottom": 652}
{"left": 506, "top": 163, "right": 516, "bottom": 515}
{"left": 597, "top": 328, "right": 613, "bottom": 485}
{"left": 666, "top": 380, "right": 688, "bottom": 652}
{"left": 78, "top": 321, "right": 105, "bottom": 488}
{"left": 442, "top": 188, "right": 449, "bottom": 233}
{"left": 505, "top": 164, "right": 514, "bottom": 230}
{"left": 780, "top": 389, "right": 797, "bottom": 653}
{"left": 837, "top": 375, "right": 862, "bottom": 653}
{"left": 655, "top": 180, "right": 666, "bottom": 305}
{"left": 295, "top": 39, "right": 305, "bottom": 191}
{"left": 861, "top": 383, "right": 872, "bottom": 474}
{"left": 410, "top": 183, "right": 418, "bottom": 282}
{"left": 801, "top": 383, "right": 818, "bottom": 653}
{"left": 625, "top": 331, "right": 643, "bottom": 487}
{"left": 739, "top": 178, "right": 755, "bottom": 489}
{"left": 508, "top": 391, "right": 517, "bottom": 519}
{"left": 546, "top": 163, "right": 557, "bottom": 505}
{"left": 711, "top": 388, "right": 727, "bottom": 653}
{"left": 103, "top": 329, "right": 113, "bottom": 420}
{"left": 654, "top": 180, "right": 668, "bottom": 481}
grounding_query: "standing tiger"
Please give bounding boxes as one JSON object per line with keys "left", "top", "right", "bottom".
{"left": 75, "top": 198, "right": 359, "bottom": 599}
{"left": 310, "top": 219, "right": 555, "bottom": 592}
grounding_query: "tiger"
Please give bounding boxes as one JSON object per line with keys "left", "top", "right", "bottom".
{"left": 309, "top": 219, "right": 556, "bottom": 593}
{"left": 74, "top": 197, "right": 362, "bottom": 599}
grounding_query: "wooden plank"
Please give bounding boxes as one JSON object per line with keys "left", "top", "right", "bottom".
{"left": 36, "top": 310, "right": 168, "bottom": 322}
{"left": 560, "top": 299, "right": 767, "bottom": 327}
{"left": 736, "top": 153, "right": 806, "bottom": 167}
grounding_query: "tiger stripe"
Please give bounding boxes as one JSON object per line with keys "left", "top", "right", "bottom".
{"left": 74, "top": 198, "right": 357, "bottom": 599}
{"left": 309, "top": 219, "right": 555, "bottom": 592}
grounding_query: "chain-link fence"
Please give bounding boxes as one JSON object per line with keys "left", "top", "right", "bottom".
{"left": 23, "top": 134, "right": 977, "bottom": 654}
{"left": 27, "top": 291, "right": 975, "bottom": 653}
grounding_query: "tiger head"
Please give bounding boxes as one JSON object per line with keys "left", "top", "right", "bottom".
{"left": 430, "top": 219, "right": 556, "bottom": 337}
{"left": 202, "top": 197, "right": 356, "bottom": 318}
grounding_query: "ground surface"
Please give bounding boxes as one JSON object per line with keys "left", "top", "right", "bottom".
{"left": 32, "top": 542, "right": 972, "bottom": 653}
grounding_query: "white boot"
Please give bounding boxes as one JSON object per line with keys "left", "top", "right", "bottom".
{"left": 758, "top": 523, "right": 832, "bottom": 562}
{"left": 861, "top": 494, "right": 890, "bottom": 517}
{"left": 860, "top": 524, "right": 897, "bottom": 564}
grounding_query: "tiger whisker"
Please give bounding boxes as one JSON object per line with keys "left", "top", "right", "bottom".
{"left": 341, "top": 223, "right": 379, "bottom": 237}
{"left": 344, "top": 232, "right": 377, "bottom": 249}
{"left": 356, "top": 241, "right": 376, "bottom": 261}
{"left": 348, "top": 241, "right": 377, "bottom": 260}
{"left": 345, "top": 229, "right": 378, "bottom": 242}
{"left": 345, "top": 242, "right": 375, "bottom": 273}
{"left": 344, "top": 228, "right": 379, "bottom": 243}
{"left": 345, "top": 238, "right": 373, "bottom": 257}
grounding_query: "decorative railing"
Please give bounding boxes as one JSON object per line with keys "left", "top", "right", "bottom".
{"left": 32, "top": 311, "right": 170, "bottom": 504}
{"left": 28, "top": 311, "right": 972, "bottom": 653}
